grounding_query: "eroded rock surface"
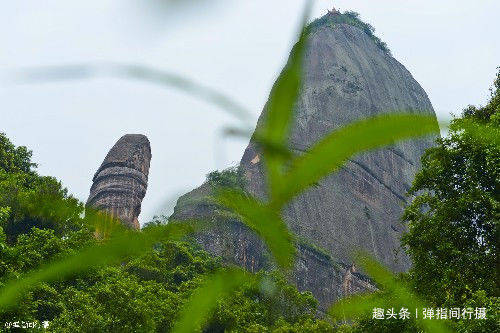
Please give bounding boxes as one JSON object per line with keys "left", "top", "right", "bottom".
{"left": 172, "top": 12, "right": 436, "bottom": 308}
{"left": 87, "top": 134, "right": 151, "bottom": 229}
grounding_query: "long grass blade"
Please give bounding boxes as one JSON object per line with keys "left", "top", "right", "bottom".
{"left": 453, "top": 118, "right": 500, "bottom": 146}
{"left": 274, "top": 113, "right": 439, "bottom": 206}
{"left": 256, "top": 1, "right": 312, "bottom": 197}
{"left": 172, "top": 268, "right": 255, "bottom": 333}
{"left": 0, "top": 223, "right": 192, "bottom": 311}
{"left": 329, "top": 292, "right": 386, "bottom": 320}
{"left": 216, "top": 189, "right": 295, "bottom": 270}
{"left": 11, "top": 63, "right": 253, "bottom": 123}
{"left": 341, "top": 252, "right": 453, "bottom": 333}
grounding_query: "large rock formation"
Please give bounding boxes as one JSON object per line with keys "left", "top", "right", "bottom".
{"left": 87, "top": 134, "right": 151, "bottom": 229}
{"left": 172, "top": 11, "right": 436, "bottom": 308}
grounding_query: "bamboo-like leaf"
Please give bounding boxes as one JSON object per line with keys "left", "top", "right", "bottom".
{"left": 329, "top": 292, "right": 387, "bottom": 320}
{"left": 11, "top": 63, "right": 253, "bottom": 123}
{"left": 256, "top": 1, "right": 312, "bottom": 197}
{"left": 208, "top": 1, "right": 312, "bottom": 272}
{"left": 216, "top": 189, "right": 295, "bottom": 270}
{"left": 0, "top": 223, "right": 192, "bottom": 311}
{"left": 120, "top": 64, "right": 253, "bottom": 122}
{"left": 172, "top": 268, "right": 255, "bottom": 333}
{"left": 221, "top": 126, "right": 293, "bottom": 160}
{"left": 274, "top": 114, "right": 440, "bottom": 206}
{"left": 438, "top": 118, "right": 500, "bottom": 147}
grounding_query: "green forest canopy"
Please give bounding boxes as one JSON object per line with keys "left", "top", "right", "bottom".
{"left": 0, "top": 67, "right": 498, "bottom": 331}
{"left": 0, "top": 133, "right": 336, "bottom": 332}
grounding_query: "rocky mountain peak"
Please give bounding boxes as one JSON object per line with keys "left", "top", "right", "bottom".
{"left": 174, "top": 11, "right": 437, "bottom": 308}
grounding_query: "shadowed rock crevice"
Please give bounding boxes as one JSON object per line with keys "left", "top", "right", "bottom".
{"left": 87, "top": 134, "right": 151, "bottom": 229}
{"left": 348, "top": 159, "right": 408, "bottom": 203}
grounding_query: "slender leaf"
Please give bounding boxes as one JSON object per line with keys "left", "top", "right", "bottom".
{"left": 339, "top": 251, "right": 453, "bottom": 333}
{"left": 453, "top": 118, "right": 500, "bottom": 146}
{"left": 12, "top": 63, "right": 253, "bottom": 123}
{"left": 222, "top": 126, "right": 293, "bottom": 160}
{"left": 216, "top": 189, "right": 295, "bottom": 270}
{"left": 172, "top": 268, "right": 255, "bottom": 333}
{"left": 256, "top": 1, "right": 312, "bottom": 197}
{"left": 0, "top": 223, "right": 192, "bottom": 311}
{"left": 274, "top": 113, "right": 439, "bottom": 206}
{"left": 438, "top": 118, "right": 500, "bottom": 146}
{"left": 329, "top": 292, "right": 386, "bottom": 320}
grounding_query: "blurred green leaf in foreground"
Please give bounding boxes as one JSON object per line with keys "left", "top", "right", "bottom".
{"left": 1, "top": 0, "right": 498, "bottom": 331}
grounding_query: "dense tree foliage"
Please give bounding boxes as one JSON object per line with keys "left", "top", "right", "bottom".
{"left": 206, "top": 166, "right": 246, "bottom": 190}
{"left": 0, "top": 228, "right": 334, "bottom": 332}
{"left": 1, "top": 66, "right": 498, "bottom": 331}
{"left": 0, "top": 133, "right": 83, "bottom": 244}
{"left": 401, "top": 71, "right": 499, "bottom": 331}
{"left": 0, "top": 134, "right": 334, "bottom": 332}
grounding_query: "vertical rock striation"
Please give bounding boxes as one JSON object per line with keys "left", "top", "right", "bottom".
{"left": 171, "top": 11, "right": 437, "bottom": 308}
{"left": 87, "top": 134, "right": 151, "bottom": 229}
{"left": 240, "top": 13, "right": 437, "bottom": 273}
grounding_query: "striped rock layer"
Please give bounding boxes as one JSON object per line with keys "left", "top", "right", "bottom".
{"left": 87, "top": 134, "right": 151, "bottom": 229}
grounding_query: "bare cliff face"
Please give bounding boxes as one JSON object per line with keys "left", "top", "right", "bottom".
{"left": 171, "top": 12, "right": 436, "bottom": 308}
{"left": 241, "top": 15, "right": 436, "bottom": 273}
{"left": 87, "top": 134, "right": 151, "bottom": 229}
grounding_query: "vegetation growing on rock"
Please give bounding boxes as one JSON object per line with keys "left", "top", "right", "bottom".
{"left": 306, "top": 11, "right": 391, "bottom": 54}
{"left": 206, "top": 166, "right": 246, "bottom": 190}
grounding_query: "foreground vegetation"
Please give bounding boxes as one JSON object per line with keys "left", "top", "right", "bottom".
{"left": 349, "top": 71, "right": 499, "bottom": 333}
{"left": 401, "top": 71, "right": 499, "bottom": 332}
{"left": 0, "top": 2, "right": 497, "bottom": 330}
{"left": 1, "top": 70, "right": 497, "bottom": 331}
{"left": 0, "top": 132, "right": 340, "bottom": 332}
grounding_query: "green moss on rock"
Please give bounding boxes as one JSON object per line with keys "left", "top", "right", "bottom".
{"left": 306, "top": 11, "right": 391, "bottom": 55}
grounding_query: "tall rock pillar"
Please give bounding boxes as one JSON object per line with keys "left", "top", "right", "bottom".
{"left": 87, "top": 134, "right": 152, "bottom": 229}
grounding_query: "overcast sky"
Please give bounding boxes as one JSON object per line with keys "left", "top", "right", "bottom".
{"left": 1, "top": 0, "right": 499, "bottom": 224}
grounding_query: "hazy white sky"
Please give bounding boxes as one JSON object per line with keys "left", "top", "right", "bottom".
{"left": 1, "top": 0, "right": 499, "bottom": 223}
